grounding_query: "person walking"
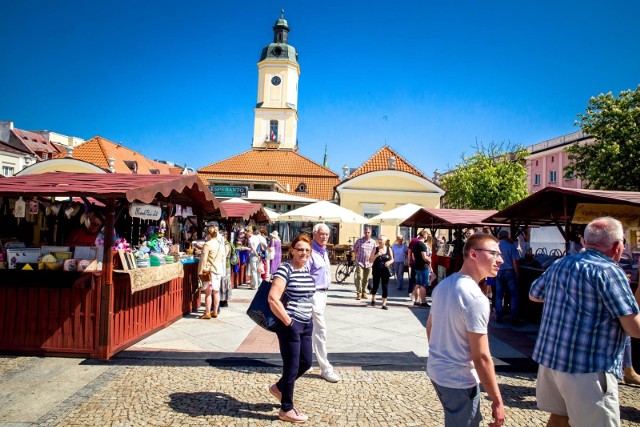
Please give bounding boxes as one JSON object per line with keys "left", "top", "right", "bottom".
{"left": 412, "top": 230, "right": 432, "bottom": 307}
{"left": 529, "top": 217, "right": 640, "bottom": 427}
{"left": 352, "top": 226, "right": 375, "bottom": 300}
{"left": 268, "top": 234, "right": 316, "bottom": 423}
{"left": 197, "top": 225, "right": 225, "bottom": 319}
{"left": 308, "top": 223, "right": 341, "bottom": 383}
{"left": 392, "top": 235, "right": 408, "bottom": 290}
{"left": 427, "top": 233, "right": 505, "bottom": 427}
{"left": 248, "top": 227, "right": 267, "bottom": 290}
{"left": 269, "top": 230, "right": 282, "bottom": 279}
{"left": 369, "top": 235, "right": 394, "bottom": 310}
{"left": 495, "top": 230, "right": 522, "bottom": 325}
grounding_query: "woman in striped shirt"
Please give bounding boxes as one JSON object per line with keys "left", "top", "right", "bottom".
{"left": 268, "top": 233, "right": 316, "bottom": 423}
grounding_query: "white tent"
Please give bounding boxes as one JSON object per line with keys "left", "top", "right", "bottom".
{"left": 278, "top": 201, "right": 369, "bottom": 224}
{"left": 367, "top": 203, "right": 423, "bottom": 226}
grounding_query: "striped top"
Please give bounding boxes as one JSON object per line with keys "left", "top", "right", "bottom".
{"left": 530, "top": 249, "right": 639, "bottom": 377}
{"left": 274, "top": 262, "right": 316, "bottom": 323}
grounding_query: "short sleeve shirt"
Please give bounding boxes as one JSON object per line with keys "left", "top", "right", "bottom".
{"left": 353, "top": 237, "right": 375, "bottom": 268}
{"left": 413, "top": 241, "right": 429, "bottom": 271}
{"left": 426, "top": 273, "right": 490, "bottom": 388}
{"left": 530, "top": 249, "right": 639, "bottom": 377}
{"left": 274, "top": 262, "right": 316, "bottom": 323}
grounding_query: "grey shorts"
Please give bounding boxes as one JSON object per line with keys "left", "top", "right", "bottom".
{"left": 431, "top": 381, "right": 482, "bottom": 427}
{"left": 536, "top": 365, "right": 620, "bottom": 426}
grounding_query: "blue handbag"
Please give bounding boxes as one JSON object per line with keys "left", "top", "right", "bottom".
{"left": 246, "top": 280, "right": 287, "bottom": 332}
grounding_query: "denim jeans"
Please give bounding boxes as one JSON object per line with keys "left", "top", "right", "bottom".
{"left": 393, "top": 261, "right": 405, "bottom": 288}
{"left": 495, "top": 269, "right": 518, "bottom": 321}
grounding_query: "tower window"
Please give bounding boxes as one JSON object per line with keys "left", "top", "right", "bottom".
{"left": 270, "top": 120, "right": 278, "bottom": 142}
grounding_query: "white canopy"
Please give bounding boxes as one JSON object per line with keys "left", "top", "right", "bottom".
{"left": 367, "top": 203, "right": 423, "bottom": 226}
{"left": 277, "top": 201, "right": 369, "bottom": 224}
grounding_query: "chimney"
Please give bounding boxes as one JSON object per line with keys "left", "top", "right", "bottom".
{"left": 388, "top": 155, "right": 396, "bottom": 170}
{"left": 0, "top": 121, "right": 14, "bottom": 143}
{"left": 66, "top": 146, "right": 74, "bottom": 158}
{"left": 108, "top": 156, "right": 115, "bottom": 173}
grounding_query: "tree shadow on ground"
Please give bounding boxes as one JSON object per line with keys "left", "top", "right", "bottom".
{"left": 168, "top": 391, "right": 278, "bottom": 420}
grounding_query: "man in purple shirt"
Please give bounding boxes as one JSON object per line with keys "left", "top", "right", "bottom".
{"left": 307, "top": 223, "right": 340, "bottom": 383}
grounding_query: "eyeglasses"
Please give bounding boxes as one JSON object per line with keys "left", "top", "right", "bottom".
{"left": 293, "top": 247, "right": 311, "bottom": 253}
{"left": 472, "top": 248, "right": 503, "bottom": 260}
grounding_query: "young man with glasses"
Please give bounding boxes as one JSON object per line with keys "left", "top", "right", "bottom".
{"left": 427, "top": 233, "right": 505, "bottom": 427}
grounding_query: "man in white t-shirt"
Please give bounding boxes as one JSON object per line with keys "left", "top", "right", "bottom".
{"left": 426, "top": 233, "right": 505, "bottom": 427}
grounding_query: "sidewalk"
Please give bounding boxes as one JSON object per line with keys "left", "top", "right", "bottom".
{"left": 4, "top": 270, "right": 638, "bottom": 425}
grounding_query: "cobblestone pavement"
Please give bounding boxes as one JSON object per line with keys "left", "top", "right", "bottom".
{"left": 3, "top": 356, "right": 639, "bottom": 426}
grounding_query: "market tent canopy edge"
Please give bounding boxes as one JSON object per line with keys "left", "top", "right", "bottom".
{"left": 483, "top": 187, "right": 640, "bottom": 226}
{"left": 0, "top": 172, "right": 220, "bottom": 213}
{"left": 277, "top": 200, "right": 369, "bottom": 224}
{"left": 367, "top": 203, "right": 423, "bottom": 226}
{"left": 401, "top": 208, "right": 500, "bottom": 228}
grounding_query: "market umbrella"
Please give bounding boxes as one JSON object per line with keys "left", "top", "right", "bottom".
{"left": 367, "top": 203, "right": 423, "bottom": 226}
{"left": 278, "top": 201, "right": 369, "bottom": 224}
{"left": 263, "top": 207, "right": 279, "bottom": 222}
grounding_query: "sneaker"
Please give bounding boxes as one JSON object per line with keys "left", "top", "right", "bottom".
{"left": 321, "top": 370, "right": 341, "bottom": 383}
{"left": 199, "top": 313, "right": 211, "bottom": 319}
{"left": 269, "top": 383, "right": 282, "bottom": 402}
{"left": 279, "top": 408, "right": 308, "bottom": 423}
{"left": 420, "top": 302, "right": 431, "bottom": 308}
{"left": 381, "top": 305, "right": 388, "bottom": 310}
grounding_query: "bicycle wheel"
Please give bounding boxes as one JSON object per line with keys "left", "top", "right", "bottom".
{"left": 335, "top": 262, "right": 349, "bottom": 284}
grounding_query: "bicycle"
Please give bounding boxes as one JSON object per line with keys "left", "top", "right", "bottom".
{"left": 335, "top": 250, "right": 355, "bottom": 284}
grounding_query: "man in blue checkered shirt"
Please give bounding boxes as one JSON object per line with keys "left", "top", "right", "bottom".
{"left": 530, "top": 217, "right": 640, "bottom": 427}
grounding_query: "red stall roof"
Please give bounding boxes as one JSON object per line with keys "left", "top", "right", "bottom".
{"left": 401, "top": 208, "right": 500, "bottom": 228}
{"left": 219, "top": 202, "right": 270, "bottom": 222}
{"left": 0, "top": 172, "right": 219, "bottom": 213}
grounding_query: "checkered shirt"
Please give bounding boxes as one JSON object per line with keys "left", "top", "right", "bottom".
{"left": 530, "top": 249, "right": 639, "bottom": 377}
{"left": 352, "top": 237, "right": 375, "bottom": 268}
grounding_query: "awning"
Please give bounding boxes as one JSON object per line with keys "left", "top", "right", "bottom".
{"left": 401, "top": 208, "right": 499, "bottom": 228}
{"left": 0, "top": 172, "right": 220, "bottom": 213}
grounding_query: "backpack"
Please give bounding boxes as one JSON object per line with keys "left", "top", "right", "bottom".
{"left": 229, "top": 241, "right": 239, "bottom": 266}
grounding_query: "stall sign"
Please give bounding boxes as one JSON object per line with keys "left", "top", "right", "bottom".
{"left": 209, "top": 185, "right": 248, "bottom": 198}
{"left": 129, "top": 203, "right": 162, "bottom": 220}
{"left": 573, "top": 203, "right": 640, "bottom": 228}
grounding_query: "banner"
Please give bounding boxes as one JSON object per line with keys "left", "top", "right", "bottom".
{"left": 573, "top": 203, "right": 640, "bottom": 228}
{"left": 129, "top": 203, "right": 162, "bottom": 220}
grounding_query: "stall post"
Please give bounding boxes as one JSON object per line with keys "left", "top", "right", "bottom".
{"left": 98, "top": 198, "right": 116, "bottom": 359}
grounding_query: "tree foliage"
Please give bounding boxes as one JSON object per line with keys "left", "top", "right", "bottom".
{"left": 565, "top": 86, "right": 640, "bottom": 191}
{"left": 440, "top": 142, "right": 529, "bottom": 210}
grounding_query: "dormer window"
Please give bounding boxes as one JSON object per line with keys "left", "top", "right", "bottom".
{"left": 295, "top": 182, "right": 308, "bottom": 193}
{"left": 124, "top": 160, "right": 138, "bottom": 174}
{"left": 149, "top": 169, "right": 160, "bottom": 174}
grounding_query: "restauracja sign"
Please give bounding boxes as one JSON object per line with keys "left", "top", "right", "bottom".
{"left": 129, "top": 203, "right": 162, "bottom": 220}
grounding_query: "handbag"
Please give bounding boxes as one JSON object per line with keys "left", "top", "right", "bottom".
{"left": 246, "top": 280, "right": 288, "bottom": 332}
{"left": 229, "top": 249, "right": 239, "bottom": 266}
{"left": 199, "top": 270, "right": 211, "bottom": 282}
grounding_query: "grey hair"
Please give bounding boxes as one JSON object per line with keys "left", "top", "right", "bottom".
{"left": 313, "top": 223, "right": 330, "bottom": 233}
{"left": 584, "top": 217, "right": 623, "bottom": 247}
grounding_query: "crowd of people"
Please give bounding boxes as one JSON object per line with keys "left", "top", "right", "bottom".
{"left": 196, "top": 216, "right": 640, "bottom": 426}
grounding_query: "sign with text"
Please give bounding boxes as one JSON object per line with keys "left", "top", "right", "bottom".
{"left": 129, "top": 203, "right": 162, "bottom": 220}
{"left": 573, "top": 203, "right": 640, "bottom": 228}
{"left": 209, "top": 185, "right": 249, "bottom": 198}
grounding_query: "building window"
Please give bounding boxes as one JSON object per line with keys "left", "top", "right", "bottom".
{"left": 549, "top": 170, "right": 557, "bottom": 183}
{"left": 269, "top": 120, "right": 278, "bottom": 141}
{"left": 41, "top": 153, "right": 48, "bottom": 160}
{"left": 565, "top": 171, "right": 574, "bottom": 180}
{"left": 2, "top": 165, "right": 15, "bottom": 176}
{"left": 295, "top": 182, "right": 308, "bottom": 193}
{"left": 551, "top": 156, "right": 554, "bottom": 163}
{"left": 535, "top": 160, "right": 538, "bottom": 166}
{"left": 534, "top": 174, "right": 541, "bottom": 186}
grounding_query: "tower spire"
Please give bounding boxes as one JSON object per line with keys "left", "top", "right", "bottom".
{"left": 323, "top": 144, "right": 329, "bottom": 168}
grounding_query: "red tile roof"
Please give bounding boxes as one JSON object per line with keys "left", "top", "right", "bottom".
{"left": 197, "top": 149, "right": 340, "bottom": 201}
{"left": 9, "top": 128, "right": 61, "bottom": 160}
{"left": 346, "top": 145, "right": 431, "bottom": 181}
{"left": 70, "top": 136, "right": 176, "bottom": 175}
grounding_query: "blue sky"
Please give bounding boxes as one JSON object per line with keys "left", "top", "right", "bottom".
{"left": 2, "top": 0, "right": 639, "bottom": 177}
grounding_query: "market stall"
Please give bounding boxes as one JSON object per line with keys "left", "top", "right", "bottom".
{"left": 0, "top": 172, "right": 219, "bottom": 359}
{"left": 400, "top": 208, "right": 501, "bottom": 281}
{"left": 483, "top": 186, "right": 640, "bottom": 325}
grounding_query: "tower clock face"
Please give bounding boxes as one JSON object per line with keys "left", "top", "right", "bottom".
{"left": 271, "top": 76, "right": 282, "bottom": 86}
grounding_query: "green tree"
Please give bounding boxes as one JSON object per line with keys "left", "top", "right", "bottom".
{"left": 440, "top": 142, "right": 529, "bottom": 210}
{"left": 565, "top": 86, "right": 640, "bottom": 190}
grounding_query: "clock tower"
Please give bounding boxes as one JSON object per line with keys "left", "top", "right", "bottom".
{"left": 252, "top": 10, "right": 299, "bottom": 150}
